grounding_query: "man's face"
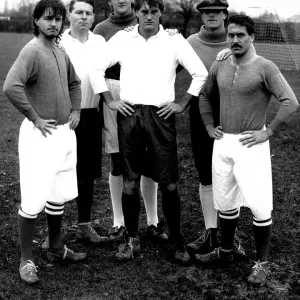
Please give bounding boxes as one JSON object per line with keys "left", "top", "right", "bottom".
{"left": 68, "top": 2, "right": 94, "bottom": 33}
{"left": 227, "top": 23, "right": 254, "bottom": 57}
{"left": 35, "top": 8, "right": 63, "bottom": 39}
{"left": 201, "top": 10, "right": 226, "bottom": 30}
{"left": 109, "top": 0, "right": 133, "bottom": 15}
{"left": 136, "top": 3, "right": 161, "bottom": 34}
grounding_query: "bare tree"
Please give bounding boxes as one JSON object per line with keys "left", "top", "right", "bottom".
{"left": 17, "top": 0, "right": 36, "bottom": 19}
{"left": 166, "top": 0, "right": 197, "bottom": 37}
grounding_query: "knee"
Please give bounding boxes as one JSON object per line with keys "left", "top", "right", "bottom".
{"left": 161, "top": 183, "right": 176, "bottom": 192}
{"left": 78, "top": 178, "right": 93, "bottom": 185}
{"left": 123, "top": 180, "right": 138, "bottom": 195}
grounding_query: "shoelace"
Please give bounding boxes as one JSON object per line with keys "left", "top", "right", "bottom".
{"left": 149, "top": 226, "right": 161, "bottom": 236}
{"left": 252, "top": 261, "right": 267, "bottom": 276}
{"left": 63, "top": 245, "right": 74, "bottom": 259}
{"left": 196, "top": 230, "right": 209, "bottom": 243}
{"left": 21, "top": 260, "right": 37, "bottom": 275}
{"left": 87, "top": 224, "right": 98, "bottom": 235}
{"left": 128, "top": 238, "right": 134, "bottom": 258}
{"left": 109, "top": 226, "right": 118, "bottom": 235}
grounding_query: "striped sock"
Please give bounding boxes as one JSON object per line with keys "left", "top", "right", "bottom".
{"left": 219, "top": 209, "right": 240, "bottom": 250}
{"left": 253, "top": 216, "right": 272, "bottom": 261}
{"left": 45, "top": 202, "right": 64, "bottom": 250}
{"left": 45, "top": 201, "right": 64, "bottom": 216}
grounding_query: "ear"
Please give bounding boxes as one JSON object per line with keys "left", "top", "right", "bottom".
{"left": 67, "top": 11, "right": 71, "bottom": 22}
{"left": 34, "top": 18, "right": 39, "bottom": 27}
{"left": 250, "top": 33, "right": 255, "bottom": 43}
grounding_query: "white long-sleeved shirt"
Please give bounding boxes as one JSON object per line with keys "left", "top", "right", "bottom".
{"left": 61, "top": 29, "right": 106, "bottom": 109}
{"left": 89, "top": 25, "right": 208, "bottom": 106}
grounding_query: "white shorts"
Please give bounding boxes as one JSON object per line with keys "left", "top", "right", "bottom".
{"left": 19, "top": 118, "right": 78, "bottom": 215}
{"left": 103, "top": 79, "right": 120, "bottom": 153}
{"left": 212, "top": 133, "right": 273, "bottom": 220}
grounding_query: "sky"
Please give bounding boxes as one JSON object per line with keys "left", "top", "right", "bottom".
{"left": 0, "top": 0, "right": 299, "bottom": 19}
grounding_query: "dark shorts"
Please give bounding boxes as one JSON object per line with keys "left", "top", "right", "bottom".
{"left": 75, "top": 108, "right": 102, "bottom": 180}
{"left": 189, "top": 97, "right": 219, "bottom": 186}
{"left": 117, "top": 105, "right": 179, "bottom": 185}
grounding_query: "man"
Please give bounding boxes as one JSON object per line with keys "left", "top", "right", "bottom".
{"left": 186, "top": 0, "right": 245, "bottom": 257}
{"left": 93, "top": 0, "right": 168, "bottom": 242}
{"left": 198, "top": 14, "right": 298, "bottom": 286}
{"left": 59, "top": 0, "right": 109, "bottom": 243}
{"left": 3, "top": 0, "right": 87, "bottom": 285}
{"left": 90, "top": 0, "right": 208, "bottom": 263}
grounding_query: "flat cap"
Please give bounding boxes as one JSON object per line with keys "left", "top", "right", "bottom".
{"left": 196, "top": 0, "right": 229, "bottom": 11}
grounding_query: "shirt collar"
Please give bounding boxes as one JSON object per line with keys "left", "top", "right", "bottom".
{"left": 62, "top": 28, "right": 94, "bottom": 45}
{"left": 132, "top": 24, "right": 165, "bottom": 39}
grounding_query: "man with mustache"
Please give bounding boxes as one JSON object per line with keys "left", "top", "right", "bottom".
{"left": 3, "top": 0, "right": 87, "bottom": 285}
{"left": 199, "top": 14, "right": 298, "bottom": 286}
{"left": 90, "top": 0, "right": 208, "bottom": 263}
{"left": 186, "top": 0, "right": 246, "bottom": 257}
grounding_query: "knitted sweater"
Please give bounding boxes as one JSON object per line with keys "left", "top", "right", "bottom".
{"left": 93, "top": 11, "right": 137, "bottom": 80}
{"left": 187, "top": 25, "right": 228, "bottom": 72}
{"left": 200, "top": 56, "right": 299, "bottom": 133}
{"left": 3, "top": 40, "right": 81, "bottom": 124}
{"left": 187, "top": 25, "right": 228, "bottom": 124}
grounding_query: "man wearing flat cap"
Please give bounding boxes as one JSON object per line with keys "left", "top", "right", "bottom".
{"left": 186, "top": 0, "right": 246, "bottom": 258}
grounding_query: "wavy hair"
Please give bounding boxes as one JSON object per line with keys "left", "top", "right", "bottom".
{"left": 32, "top": 0, "right": 67, "bottom": 44}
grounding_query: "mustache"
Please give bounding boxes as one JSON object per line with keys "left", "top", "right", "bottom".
{"left": 231, "top": 43, "right": 242, "bottom": 48}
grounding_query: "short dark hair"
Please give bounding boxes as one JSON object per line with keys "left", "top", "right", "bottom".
{"left": 134, "top": 0, "right": 164, "bottom": 13}
{"left": 69, "top": 0, "right": 95, "bottom": 13}
{"left": 32, "top": 0, "right": 67, "bottom": 43}
{"left": 228, "top": 14, "right": 255, "bottom": 35}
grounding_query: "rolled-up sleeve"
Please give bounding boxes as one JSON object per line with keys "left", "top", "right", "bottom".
{"left": 175, "top": 35, "right": 208, "bottom": 96}
{"left": 89, "top": 34, "right": 121, "bottom": 95}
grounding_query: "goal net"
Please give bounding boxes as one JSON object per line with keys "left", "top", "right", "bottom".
{"left": 233, "top": 7, "right": 300, "bottom": 71}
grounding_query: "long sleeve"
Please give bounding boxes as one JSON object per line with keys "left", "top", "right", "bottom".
{"left": 265, "top": 71, "right": 299, "bottom": 132}
{"left": 199, "top": 63, "right": 219, "bottom": 126}
{"left": 66, "top": 54, "right": 81, "bottom": 110}
{"left": 3, "top": 47, "right": 39, "bottom": 121}
{"left": 89, "top": 32, "right": 122, "bottom": 95}
{"left": 175, "top": 35, "right": 207, "bottom": 96}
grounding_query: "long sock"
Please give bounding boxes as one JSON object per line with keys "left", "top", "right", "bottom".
{"left": 161, "top": 186, "right": 181, "bottom": 243}
{"left": 199, "top": 184, "right": 218, "bottom": 229}
{"left": 18, "top": 210, "right": 37, "bottom": 261}
{"left": 45, "top": 202, "right": 64, "bottom": 250}
{"left": 76, "top": 179, "right": 94, "bottom": 223}
{"left": 219, "top": 209, "right": 239, "bottom": 250}
{"left": 140, "top": 175, "right": 158, "bottom": 226}
{"left": 121, "top": 191, "right": 140, "bottom": 237}
{"left": 109, "top": 173, "right": 124, "bottom": 227}
{"left": 253, "top": 217, "right": 272, "bottom": 261}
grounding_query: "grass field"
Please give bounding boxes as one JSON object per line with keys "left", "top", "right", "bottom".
{"left": 0, "top": 32, "right": 300, "bottom": 300}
